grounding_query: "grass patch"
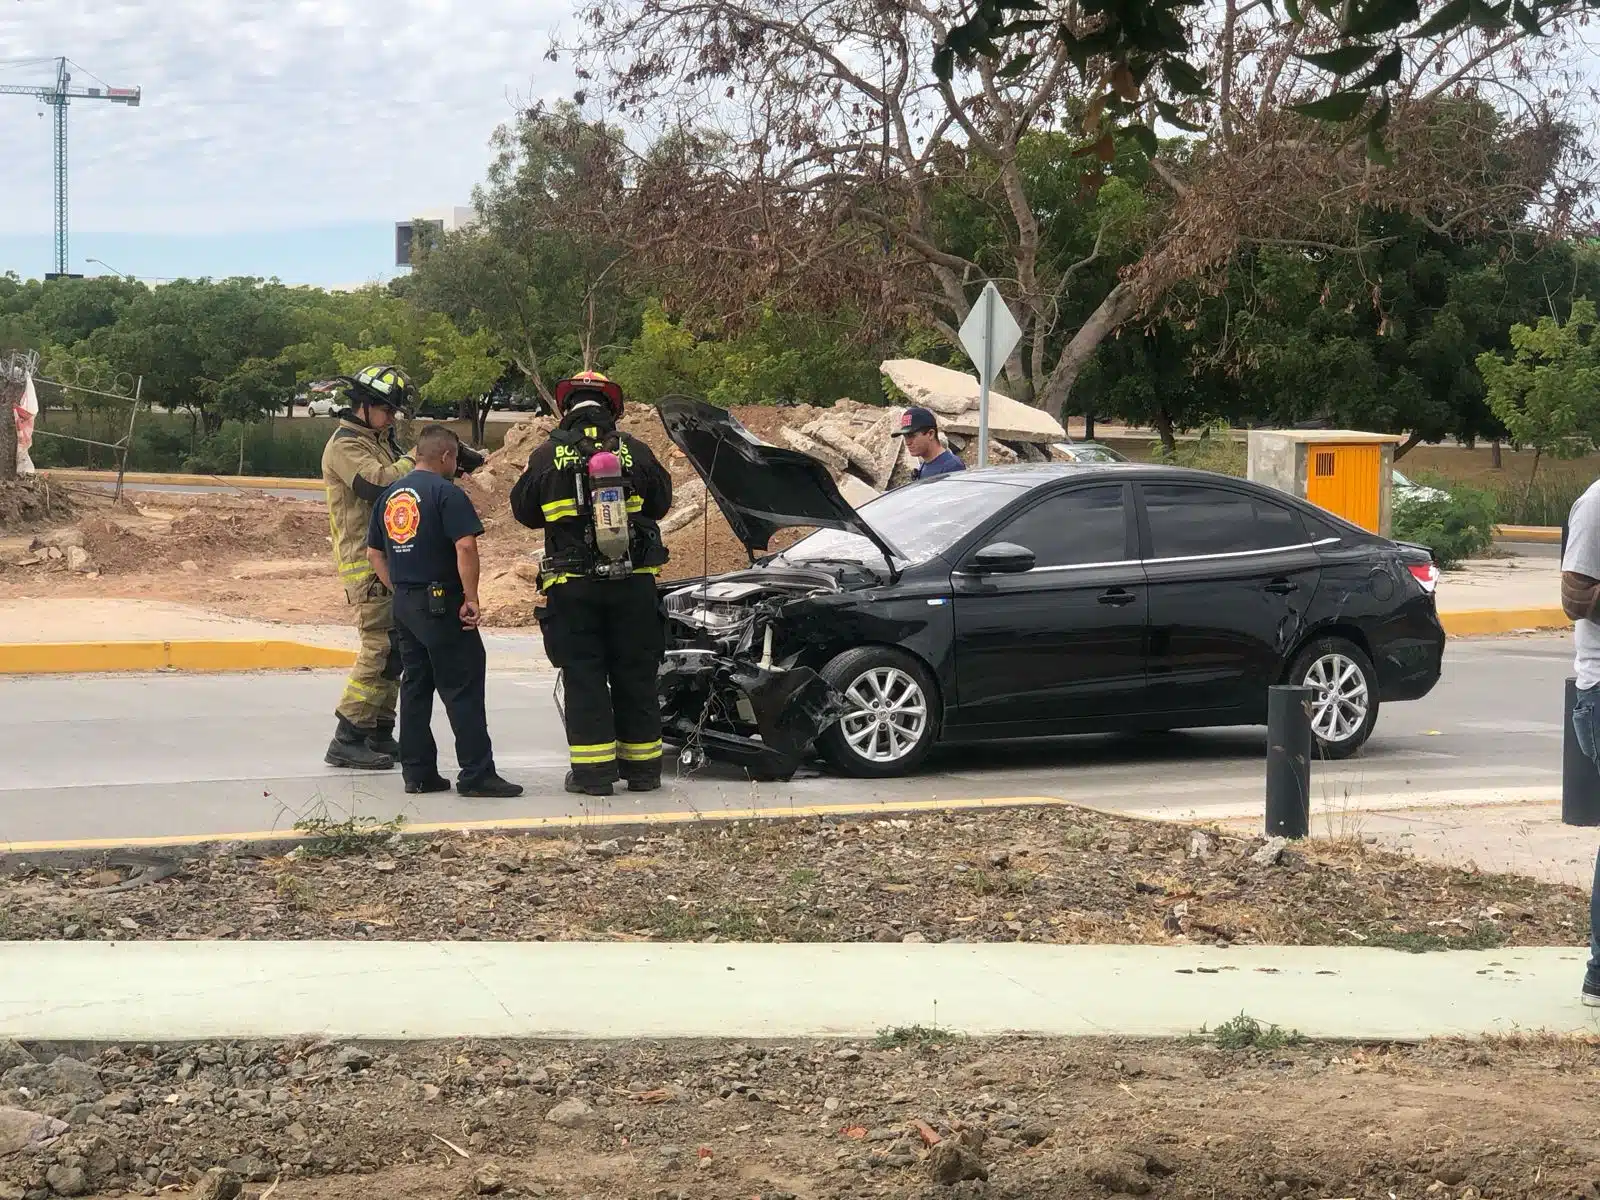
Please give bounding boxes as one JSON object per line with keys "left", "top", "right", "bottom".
{"left": 274, "top": 872, "right": 317, "bottom": 912}
{"left": 874, "top": 1024, "right": 960, "bottom": 1050}
{"left": 1362, "top": 922, "right": 1508, "bottom": 953}
{"left": 291, "top": 811, "right": 406, "bottom": 859}
{"left": 1205, "top": 1012, "right": 1304, "bottom": 1052}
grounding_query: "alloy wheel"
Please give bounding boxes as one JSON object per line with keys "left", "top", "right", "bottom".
{"left": 1303, "top": 652, "right": 1370, "bottom": 745}
{"left": 838, "top": 666, "right": 929, "bottom": 764}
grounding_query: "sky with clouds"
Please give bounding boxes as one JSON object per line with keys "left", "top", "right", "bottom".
{"left": 0, "top": 0, "right": 575, "bottom": 281}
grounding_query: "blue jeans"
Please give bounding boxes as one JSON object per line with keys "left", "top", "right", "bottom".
{"left": 1570, "top": 685, "right": 1600, "bottom": 987}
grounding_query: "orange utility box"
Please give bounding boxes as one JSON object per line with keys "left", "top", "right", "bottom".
{"left": 1246, "top": 429, "right": 1403, "bottom": 535}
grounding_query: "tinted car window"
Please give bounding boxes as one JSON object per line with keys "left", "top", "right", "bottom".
{"left": 991, "top": 485, "right": 1128, "bottom": 567}
{"left": 1143, "top": 485, "right": 1309, "bottom": 558}
{"left": 779, "top": 478, "right": 1027, "bottom": 568}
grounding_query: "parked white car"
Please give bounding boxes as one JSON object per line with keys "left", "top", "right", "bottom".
{"left": 1392, "top": 469, "right": 1450, "bottom": 504}
{"left": 1051, "top": 440, "right": 1129, "bottom": 464}
{"left": 305, "top": 394, "right": 340, "bottom": 418}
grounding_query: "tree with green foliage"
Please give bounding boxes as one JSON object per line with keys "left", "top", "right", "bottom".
{"left": 559, "top": 0, "right": 1586, "bottom": 425}
{"left": 1478, "top": 297, "right": 1600, "bottom": 502}
{"left": 408, "top": 103, "right": 639, "bottom": 407}
{"left": 609, "top": 301, "right": 884, "bottom": 408}
{"left": 936, "top": 0, "right": 1596, "bottom": 166}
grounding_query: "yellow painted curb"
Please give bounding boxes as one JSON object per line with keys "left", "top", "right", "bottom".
{"left": 1493, "top": 524, "right": 1561, "bottom": 543}
{"left": 1439, "top": 607, "right": 1569, "bottom": 636}
{"left": 0, "top": 640, "right": 356, "bottom": 674}
{"left": 43, "top": 468, "right": 323, "bottom": 491}
{"left": 0, "top": 796, "right": 1067, "bottom": 856}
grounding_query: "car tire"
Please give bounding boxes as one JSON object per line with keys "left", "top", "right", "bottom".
{"left": 1287, "top": 637, "right": 1380, "bottom": 760}
{"left": 817, "top": 646, "right": 940, "bottom": 778}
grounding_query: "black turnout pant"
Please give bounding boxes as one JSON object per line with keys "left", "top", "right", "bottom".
{"left": 541, "top": 574, "right": 666, "bottom": 788}
{"left": 393, "top": 584, "right": 496, "bottom": 788}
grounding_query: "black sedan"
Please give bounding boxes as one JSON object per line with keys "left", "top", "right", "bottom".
{"left": 654, "top": 398, "right": 1445, "bottom": 780}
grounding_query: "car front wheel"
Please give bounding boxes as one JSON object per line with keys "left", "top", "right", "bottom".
{"left": 1288, "top": 637, "right": 1380, "bottom": 760}
{"left": 817, "top": 646, "right": 939, "bottom": 778}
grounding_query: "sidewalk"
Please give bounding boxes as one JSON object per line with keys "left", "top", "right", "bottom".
{"left": 1, "top": 942, "right": 1594, "bottom": 1042}
{"left": 1437, "top": 554, "right": 1564, "bottom": 634}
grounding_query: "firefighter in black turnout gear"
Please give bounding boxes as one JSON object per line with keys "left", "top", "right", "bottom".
{"left": 511, "top": 372, "right": 674, "bottom": 796}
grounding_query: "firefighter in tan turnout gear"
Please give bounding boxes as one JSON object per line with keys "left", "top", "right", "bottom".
{"left": 319, "top": 364, "right": 491, "bottom": 769}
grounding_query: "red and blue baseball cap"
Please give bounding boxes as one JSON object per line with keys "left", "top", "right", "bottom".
{"left": 892, "top": 406, "right": 939, "bottom": 437}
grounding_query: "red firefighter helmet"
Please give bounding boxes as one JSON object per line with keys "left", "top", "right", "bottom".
{"left": 553, "top": 370, "right": 624, "bottom": 418}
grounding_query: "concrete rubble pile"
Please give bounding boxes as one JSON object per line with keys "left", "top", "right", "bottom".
{"left": 479, "top": 357, "right": 1068, "bottom": 551}
{"left": 0, "top": 528, "right": 93, "bottom": 574}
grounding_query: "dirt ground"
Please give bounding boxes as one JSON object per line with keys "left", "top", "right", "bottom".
{"left": 0, "top": 406, "right": 825, "bottom": 628}
{"left": 3, "top": 1033, "right": 1600, "bottom": 1200}
{"left": 2, "top": 807, "right": 1585, "bottom": 950}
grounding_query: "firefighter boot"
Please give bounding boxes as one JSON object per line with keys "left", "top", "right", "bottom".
{"left": 622, "top": 765, "right": 662, "bottom": 794}
{"left": 325, "top": 715, "right": 395, "bottom": 771}
{"left": 367, "top": 720, "right": 401, "bottom": 758}
{"left": 564, "top": 771, "right": 614, "bottom": 798}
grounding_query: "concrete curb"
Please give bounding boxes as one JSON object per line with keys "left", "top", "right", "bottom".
{"left": 1439, "top": 607, "right": 1568, "bottom": 636}
{"left": 0, "top": 788, "right": 1563, "bottom": 863}
{"left": 0, "top": 795, "right": 1069, "bottom": 861}
{"left": 1494, "top": 524, "right": 1561, "bottom": 543}
{"left": 0, "top": 640, "right": 355, "bottom": 675}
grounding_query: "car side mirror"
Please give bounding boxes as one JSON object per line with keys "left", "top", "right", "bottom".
{"left": 968, "top": 542, "right": 1035, "bottom": 574}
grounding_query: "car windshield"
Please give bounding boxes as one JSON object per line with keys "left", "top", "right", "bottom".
{"left": 776, "top": 477, "right": 1024, "bottom": 569}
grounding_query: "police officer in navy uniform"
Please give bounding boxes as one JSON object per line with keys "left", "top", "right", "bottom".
{"left": 509, "top": 371, "right": 673, "bottom": 797}
{"left": 366, "top": 424, "right": 523, "bottom": 799}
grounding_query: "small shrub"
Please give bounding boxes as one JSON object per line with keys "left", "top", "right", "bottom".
{"left": 1206, "top": 1012, "right": 1304, "bottom": 1051}
{"left": 1391, "top": 484, "right": 1496, "bottom": 568}
{"left": 291, "top": 810, "right": 406, "bottom": 858}
{"left": 1151, "top": 422, "right": 1247, "bottom": 477}
{"left": 875, "top": 1024, "right": 959, "bottom": 1050}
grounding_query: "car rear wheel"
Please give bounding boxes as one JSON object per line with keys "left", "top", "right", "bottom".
{"left": 1289, "top": 637, "right": 1379, "bottom": 760}
{"left": 817, "top": 647, "right": 939, "bottom": 778}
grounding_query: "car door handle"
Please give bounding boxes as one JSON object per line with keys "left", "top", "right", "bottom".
{"left": 1264, "top": 578, "right": 1299, "bottom": 595}
{"left": 1097, "top": 588, "right": 1137, "bottom": 607}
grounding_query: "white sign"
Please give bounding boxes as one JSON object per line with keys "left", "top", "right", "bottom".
{"left": 957, "top": 282, "right": 1023, "bottom": 467}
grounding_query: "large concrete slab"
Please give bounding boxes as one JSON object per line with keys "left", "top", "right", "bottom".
{"left": 880, "top": 359, "right": 1065, "bottom": 442}
{"left": 0, "top": 942, "right": 1592, "bottom": 1041}
{"left": 0, "top": 635, "right": 1574, "bottom": 850}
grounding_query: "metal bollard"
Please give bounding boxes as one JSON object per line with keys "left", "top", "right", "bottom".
{"left": 1563, "top": 676, "right": 1600, "bottom": 826}
{"left": 1266, "top": 684, "right": 1313, "bottom": 839}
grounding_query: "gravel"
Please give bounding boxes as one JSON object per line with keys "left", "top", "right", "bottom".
{"left": 1, "top": 1035, "right": 1597, "bottom": 1199}
{"left": 1, "top": 807, "right": 1584, "bottom": 951}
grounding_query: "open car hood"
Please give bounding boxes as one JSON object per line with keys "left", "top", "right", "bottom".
{"left": 656, "top": 396, "right": 902, "bottom": 569}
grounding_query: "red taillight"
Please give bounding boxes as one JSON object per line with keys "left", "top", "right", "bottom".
{"left": 1406, "top": 561, "right": 1439, "bottom": 594}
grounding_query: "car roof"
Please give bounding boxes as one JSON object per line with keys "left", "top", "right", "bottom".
{"left": 951, "top": 461, "right": 1226, "bottom": 485}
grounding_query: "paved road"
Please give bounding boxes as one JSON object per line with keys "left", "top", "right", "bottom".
{"left": 0, "top": 635, "right": 1573, "bottom": 849}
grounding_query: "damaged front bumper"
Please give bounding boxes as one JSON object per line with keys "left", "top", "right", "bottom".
{"left": 657, "top": 650, "right": 845, "bottom": 780}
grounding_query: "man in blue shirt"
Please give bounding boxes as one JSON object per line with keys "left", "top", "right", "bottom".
{"left": 892, "top": 406, "right": 966, "bottom": 481}
{"left": 366, "top": 425, "right": 522, "bottom": 799}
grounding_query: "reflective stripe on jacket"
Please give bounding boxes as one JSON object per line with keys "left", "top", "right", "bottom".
{"left": 321, "top": 417, "right": 414, "bottom": 597}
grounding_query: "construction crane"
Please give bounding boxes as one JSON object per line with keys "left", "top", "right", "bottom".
{"left": 0, "top": 57, "right": 140, "bottom": 278}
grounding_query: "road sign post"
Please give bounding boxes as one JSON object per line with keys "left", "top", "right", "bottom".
{"left": 958, "top": 283, "right": 1023, "bottom": 468}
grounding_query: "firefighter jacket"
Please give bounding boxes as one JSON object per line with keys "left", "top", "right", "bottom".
{"left": 322, "top": 415, "right": 415, "bottom": 601}
{"left": 509, "top": 408, "right": 673, "bottom": 588}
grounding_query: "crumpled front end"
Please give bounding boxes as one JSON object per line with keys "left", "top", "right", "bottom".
{"left": 656, "top": 574, "right": 847, "bottom": 780}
